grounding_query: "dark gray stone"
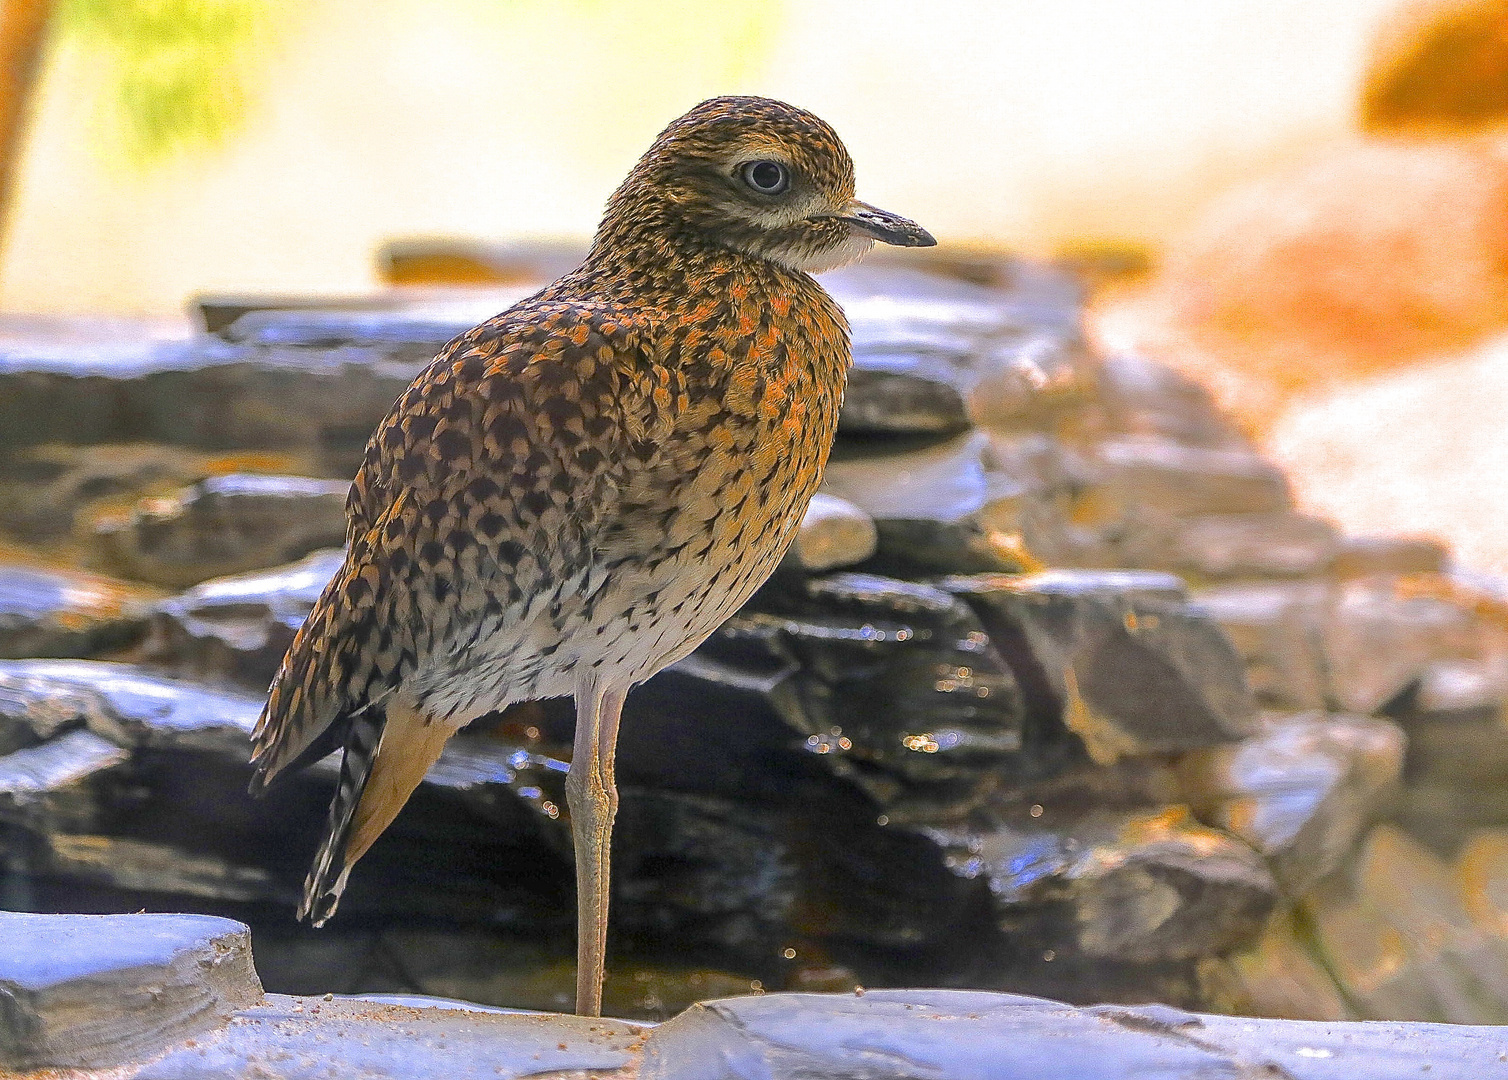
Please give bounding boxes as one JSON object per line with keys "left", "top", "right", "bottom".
{"left": 1323, "top": 578, "right": 1481, "bottom": 715}
{"left": 1085, "top": 435, "right": 1293, "bottom": 519}
{"left": 1194, "top": 581, "right": 1331, "bottom": 711}
{"left": 0, "top": 443, "right": 250, "bottom": 543}
{"left": 654, "top": 571, "right": 1025, "bottom": 817}
{"left": 925, "top": 807, "right": 1277, "bottom": 963}
{"left": 90, "top": 473, "right": 349, "bottom": 588}
{"left": 947, "top": 570, "right": 1255, "bottom": 764}
{"left": 0, "top": 329, "right": 419, "bottom": 474}
{"left": 832, "top": 278, "right": 1091, "bottom": 436}
{"left": 0, "top": 563, "right": 153, "bottom": 661}
{"left": 145, "top": 548, "right": 345, "bottom": 689}
{"left": 0, "top": 658, "right": 261, "bottom": 758}
{"left": 820, "top": 431, "right": 1044, "bottom": 574}
{"left": 1180, "top": 713, "right": 1406, "bottom": 892}
{"left": 0, "top": 910, "right": 262, "bottom": 1070}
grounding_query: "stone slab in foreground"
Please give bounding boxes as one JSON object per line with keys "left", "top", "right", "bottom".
{"left": 7, "top": 912, "right": 1508, "bottom": 1077}
{"left": 0, "top": 911, "right": 262, "bottom": 1070}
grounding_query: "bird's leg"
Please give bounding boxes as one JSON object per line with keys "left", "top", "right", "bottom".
{"left": 566, "top": 679, "right": 626, "bottom": 1017}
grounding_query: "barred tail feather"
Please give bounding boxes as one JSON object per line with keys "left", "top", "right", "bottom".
{"left": 300, "top": 707, "right": 386, "bottom": 926}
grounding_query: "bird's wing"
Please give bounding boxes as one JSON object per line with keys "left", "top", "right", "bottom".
{"left": 248, "top": 297, "right": 672, "bottom": 791}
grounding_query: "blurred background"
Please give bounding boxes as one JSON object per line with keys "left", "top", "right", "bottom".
{"left": 6, "top": 0, "right": 1508, "bottom": 1030}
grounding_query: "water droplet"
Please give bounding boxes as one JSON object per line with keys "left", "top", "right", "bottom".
{"left": 1042, "top": 949, "right": 1055, "bottom": 962}
{"left": 1030, "top": 804, "right": 1044, "bottom": 818}
{"left": 782, "top": 947, "right": 797, "bottom": 959}
{"left": 876, "top": 814, "right": 889, "bottom": 826}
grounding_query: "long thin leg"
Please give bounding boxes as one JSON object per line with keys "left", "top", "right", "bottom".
{"left": 566, "top": 679, "right": 626, "bottom": 1017}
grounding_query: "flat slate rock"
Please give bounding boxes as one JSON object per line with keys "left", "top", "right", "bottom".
{"left": 136, "top": 994, "right": 647, "bottom": 1080}
{"left": 643, "top": 989, "right": 1508, "bottom": 1080}
{"left": 0, "top": 911, "right": 262, "bottom": 1070}
{"left": 0, "top": 563, "right": 154, "bottom": 660}
{"left": 0, "top": 658, "right": 262, "bottom": 758}
{"left": 90, "top": 473, "right": 350, "bottom": 588}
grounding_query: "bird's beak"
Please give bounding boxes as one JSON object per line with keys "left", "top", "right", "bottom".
{"left": 838, "top": 199, "right": 936, "bottom": 247}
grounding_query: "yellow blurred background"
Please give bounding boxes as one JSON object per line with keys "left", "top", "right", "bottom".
{"left": 2, "top": 0, "right": 1399, "bottom": 314}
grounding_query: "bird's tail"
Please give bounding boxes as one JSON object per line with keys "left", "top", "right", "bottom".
{"left": 297, "top": 696, "right": 455, "bottom": 926}
{"left": 299, "top": 706, "right": 386, "bottom": 926}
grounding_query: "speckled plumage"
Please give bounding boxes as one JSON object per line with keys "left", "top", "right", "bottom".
{"left": 249, "top": 95, "right": 933, "bottom": 1016}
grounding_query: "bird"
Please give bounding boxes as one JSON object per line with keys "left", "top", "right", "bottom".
{"left": 248, "top": 95, "right": 935, "bottom": 1017}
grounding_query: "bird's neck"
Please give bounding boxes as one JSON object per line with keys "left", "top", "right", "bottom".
{"left": 561, "top": 214, "right": 812, "bottom": 311}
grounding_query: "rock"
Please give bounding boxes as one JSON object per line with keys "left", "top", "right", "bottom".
{"left": 1457, "top": 828, "right": 1508, "bottom": 939}
{"left": 139, "top": 994, "right": 642, "bottom": 1080}
{"left": 1361, "top": 0, "right": 1508, "bottom": 134}
{"left": 1332, "top": 534, "right": 1450, "bottom": 580}
{"left": 647, "top": 988, "right": 1508, "bottom": 1080}
{"left": 1195, "top": 581, "right": 1330, "bottom": 711}
{"left": 1306, "top": 825, "right": 1508, "bottom": 1024}
{"left": 1081, "top": 435, "right": 1292, "bottom": 520}
{"left": 0, "top": 443, "right": 301, "bottom": 544}
{"left": 43, "top": 833, "right": 283, "bottom": 904}
{"left": 924, "top": 806, "right": 1276, "bottom": 964}
{"left": 0, "top": 329, "right": 418, "bottom": 474}
{"left": 0, "top": 563, "right": 154, "bottom": 660}
{"left": 1179, "top": 712, "right": 1406, "bottom": 892}
{"left": 1386, "top": 658, "right": 1508, "bottom": 852}
{"left": 145, "top": 548, "right": 345, "bottom": 689}
{"left": 780, "top": 493, "right": 876, "bottom": 572}
{"left": 0, "top": 729, "right": 129, "bottom": 829}
{"left": 819, "top": 431, "right": 1043, "bottom": 574}
{"left": 0, "top": 911, "right": 262, "bottom": 1070}
{"left": 630, "top": 571, "right": 1026, "bottom": 820}
{"left": 964, "top": 333, "right": 1092, "bottom": 435}
{"left": 1163, "top": 512, "right": 1339, "bottom": 581}
{"left": 1323, "top": 576, "right": 1482, "bottom": 714}
{"left": 89, "top": 473, "right": 350, "bottom": 588}
{"left": 607, "top": 790, "right": 799, "bottom": 957}
{"left": 1222, "top": 908, "right": 1353, "bottom": 1021}
{"left": 1087, "top": 352, "right": 1249, "bottom": 449}
{"left": 947, "top": 570, "right": 1255, "bottom": 764}
{"left": 0, "top": 659, "right": 261, "bottom": 758}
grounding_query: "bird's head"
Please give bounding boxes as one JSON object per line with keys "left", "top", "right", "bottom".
{"left": 597, "top": 96, "right": 935, "bottom": 274}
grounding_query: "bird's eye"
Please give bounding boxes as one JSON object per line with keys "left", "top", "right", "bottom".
{"left": 740, "top": 160, "right": 790, "bottom": 196}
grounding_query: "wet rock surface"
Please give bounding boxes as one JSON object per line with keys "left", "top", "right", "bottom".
{"left": 4, "top": 256, "right": 1508, "bottom": 1029}
{"left": 0, "top": 563, "right": 154, "bottom": 660}
{"left": 90, "top": 473, "right": 350, "bottom": 588}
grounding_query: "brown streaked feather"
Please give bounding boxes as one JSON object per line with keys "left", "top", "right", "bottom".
{"left": 249, "top": 301, "right": 665, "bottom": 793}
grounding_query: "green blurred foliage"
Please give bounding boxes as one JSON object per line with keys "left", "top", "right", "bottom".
{"left": 59, "top": 0, "right": 272, "bottom": 163}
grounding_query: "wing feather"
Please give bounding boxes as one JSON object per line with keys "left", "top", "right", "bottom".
{"left": 250, "top": 298, "right": 668, "bottom": 790}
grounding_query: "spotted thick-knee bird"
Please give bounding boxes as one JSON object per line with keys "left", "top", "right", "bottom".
{"left": 249, "top": 95, "right": 934, "bottom": 1016}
